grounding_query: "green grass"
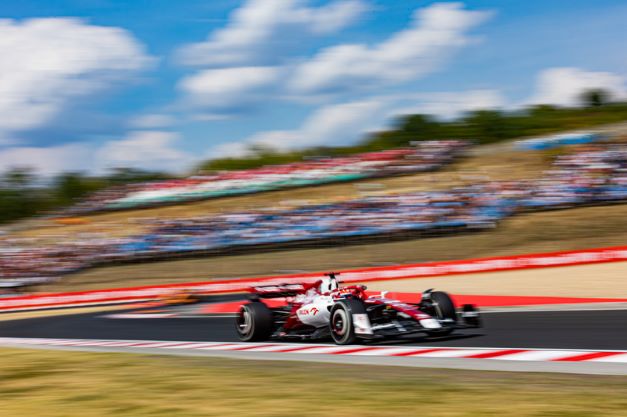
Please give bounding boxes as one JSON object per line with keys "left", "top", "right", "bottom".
{"left": 0, "top": 348, "right": 625, "bottom": 417}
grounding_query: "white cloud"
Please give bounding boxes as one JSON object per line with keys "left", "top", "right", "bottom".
{"left": 0, "top": 143, "right": 93, "bottom": 176}
{"left": 0, "top": 18, "right": 153, "bottom": 144}
{"left": 289, "top": 3, "right": 492, "bottom": 94}
{"left": 0, "top": 131, "right": 195, "bottom": 176}
{"left": 178, "top": 66, "right": 282, "bottom": 112}
{"left": 206, "top": 141, "right": 252, "bottom": 159}
{"left": 250, "top": 99, "right": 385, "bottom": 149}
{"left": 0, "top": 88, "right": 502, "bottom": 174}
{"left": 178, "top": 3, "right": 491, "bottom": 115}
{"left": 392, "top": 89, "right": 505, "bottom": 120}
{"left": 129, "top": 114, "right": 176, "bottom": 129}
{"left": 96, "top": 131, "right": 193, "bottom": 173}
{"left": 0, "top": 130, "right": 194, "bottom": 176}
{"left": 209, "top": 99, "right": 385, "bottom": 157}
{"left": 528, "top": 67, "right": 627, "bottom": 106}
{"left": 177, "top": 0, "right": 368, "bottom": 67}
{"left": 208, "top": 88, "right": 505, "bottom": 157}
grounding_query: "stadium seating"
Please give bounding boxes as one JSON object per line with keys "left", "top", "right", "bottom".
{"left": 1, "top": 143, "right": 625, "bottom": 281}
{"left": 515, "top": 132, "right": 600, "bottom": 151}
{"left": 66, "top": 141, "right": 469, "bottom": 213}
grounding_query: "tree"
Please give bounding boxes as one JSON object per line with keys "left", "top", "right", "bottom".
{"left": 0, "top": 168, "right": 46, "bottom": 222}
{"left": 2, "top": 167, "right": 35, "bottom": 189}
{"left": 462, "top": 110, "right": 509, "bottom": 143}
{"left": 106, "top": 167, "right": 170, "bottom": 185}
{"left": 53, "top": 173, "right": 102, "bottom": 205}
{"left": 398, "top": 114, "right": 440, "bottom": 140}
{"left": 580, "top": 89, "right": 611, "bottom": 108}
{"left": 528, "top": 104, "right": 559, "bottom": 116}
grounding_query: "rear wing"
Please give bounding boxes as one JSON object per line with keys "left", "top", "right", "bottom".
{"left": 249, "top": 275, "right": 331, "bottom": 299}
{"left": 249, "top": 283, "right": 307, "bottom": 299}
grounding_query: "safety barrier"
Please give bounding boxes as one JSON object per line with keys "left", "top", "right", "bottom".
{"left": 1, "top": 245, "right": 626, "bottom": 312}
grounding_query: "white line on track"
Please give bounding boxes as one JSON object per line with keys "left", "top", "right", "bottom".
{"left": 3, "top": 337, "right": 627, "bottom": 374}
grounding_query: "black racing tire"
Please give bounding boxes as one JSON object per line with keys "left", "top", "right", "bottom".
{"left": 236, "top": 302, "right": 273, "bottom": 342}
{"left": 426, "top": 291, "right": 457, "bottom": 336}
{"left": 329, "top": 298, "right": 367, "bottom": 345}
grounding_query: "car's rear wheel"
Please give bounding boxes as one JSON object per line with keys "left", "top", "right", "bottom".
{"left": 236, "top": 302, "right": 273, "bottom": 342}
{"left": 329, "top": 298, "right": 366, "bottom": 345}
{"left": 425, "top": 291, "right": 457, "bottom": 336}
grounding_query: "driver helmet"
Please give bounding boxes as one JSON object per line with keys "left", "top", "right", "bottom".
{"left": 319, "top": 277, "right": 338, "bottom": 294}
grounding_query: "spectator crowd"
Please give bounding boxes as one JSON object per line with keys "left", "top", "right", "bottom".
{"left": 1, "top": 142, "right": 625, "bottom": 283}
{"left": 66, "top": 141, "right": 469, "bottom": 213}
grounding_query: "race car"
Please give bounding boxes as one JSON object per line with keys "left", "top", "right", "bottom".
{"left": 235, "top": 273, "right": 481, "bottom": 345}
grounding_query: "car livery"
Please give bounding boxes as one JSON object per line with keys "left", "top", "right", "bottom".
{"left": 236, "top": 273, "right": 481, "bottom": 345}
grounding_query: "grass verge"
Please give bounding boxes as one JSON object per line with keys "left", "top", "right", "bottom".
{"left": 0, "top": 348, "right": 625, "bottom": 417}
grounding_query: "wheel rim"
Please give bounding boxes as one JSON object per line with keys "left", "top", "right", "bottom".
{"left": 432, "top": 302, "right": 443, "bottom": 319}
{"left": 332, "top": 309, "right": 348, "bottom": 337}
{"left": 237, "top": 308, "right": 252, "bottom": 336}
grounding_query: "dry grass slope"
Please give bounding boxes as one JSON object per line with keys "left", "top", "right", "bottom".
{"left": 1, "top": 348, "right": 626, "bottom": 417}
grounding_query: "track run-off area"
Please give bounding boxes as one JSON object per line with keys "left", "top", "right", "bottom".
{"left": 1, "top": 248, "right": 626, "bottom": 374}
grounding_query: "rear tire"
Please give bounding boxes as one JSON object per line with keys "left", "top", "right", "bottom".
{"left": 236, "top": 302, "right": 273, "bottom": 342}
{"left": 426, "top": 291, "right": 457, "bottom": 336}
{"left": 329, "top": 298, "right": 366, "bottom": 345}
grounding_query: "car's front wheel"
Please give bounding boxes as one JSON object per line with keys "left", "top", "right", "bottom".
{"left": 236, "top": 302, "right": 273, "bottom": 342}
{"left": 425, "top": 291, "right": 457, "bottom": 336}
{"left": 329, "top": 298, "right": 366, "bottom": 345}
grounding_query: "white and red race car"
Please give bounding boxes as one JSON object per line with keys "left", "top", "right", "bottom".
{"left": 236, "top": 273, "right": 481, "bottom": 345}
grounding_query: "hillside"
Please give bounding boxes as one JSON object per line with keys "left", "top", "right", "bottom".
{"left": 8, "top": 123, "right": 627, "bottom": 293}
{"left": 13, "top": 143, "right": 552, "bottom": 240}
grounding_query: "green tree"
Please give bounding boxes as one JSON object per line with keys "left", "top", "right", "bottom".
{"left": 0, "top": 168, "right": 46, "bottom": 222}
{"left": 580, "top": 89, "right": 611, "bottom": 108}
{"left": 106, "top": 167, "right": 170, "bottom": 185}
{"left": 461, "top": 110, "right": 509, "bottom": 143}
{"left": 2, "top": 167, "right": 35, "bottom": 189}
{"left": 53, "top": 173, "right": 104, "bottom": 205}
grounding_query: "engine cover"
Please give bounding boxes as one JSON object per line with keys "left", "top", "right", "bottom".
{"left": 296, "top": 296, "right": 332, "bottom": 327}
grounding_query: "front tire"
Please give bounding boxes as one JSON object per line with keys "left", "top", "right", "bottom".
{"left": 236, "top": 302, "right": 273, "bottom": 342}
{"left": 329, "top": 298, "right": 366, "bottom": 345}
{"left": 425, "top": 291, "right": 457, "bottom": 336}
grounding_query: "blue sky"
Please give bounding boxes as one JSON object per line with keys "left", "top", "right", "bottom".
{"left": 0, "top": 0, "right": 626, "bottom": 175}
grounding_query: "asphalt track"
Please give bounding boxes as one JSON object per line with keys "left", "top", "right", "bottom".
{"left": 1, "top": 306, "right": 626, "bottom": 350}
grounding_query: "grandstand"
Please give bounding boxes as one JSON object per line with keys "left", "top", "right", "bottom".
{"left": 11, "top": 138, "right": 553, "bottom": 241}
{"left": 1, "top": 137, "right": 625, "bottom": 286}
{"left": 515, "top": 131, "right": 600, "bottom": 150}
{"left": 65, "top": 141, "right": 469, "bottom": 214}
